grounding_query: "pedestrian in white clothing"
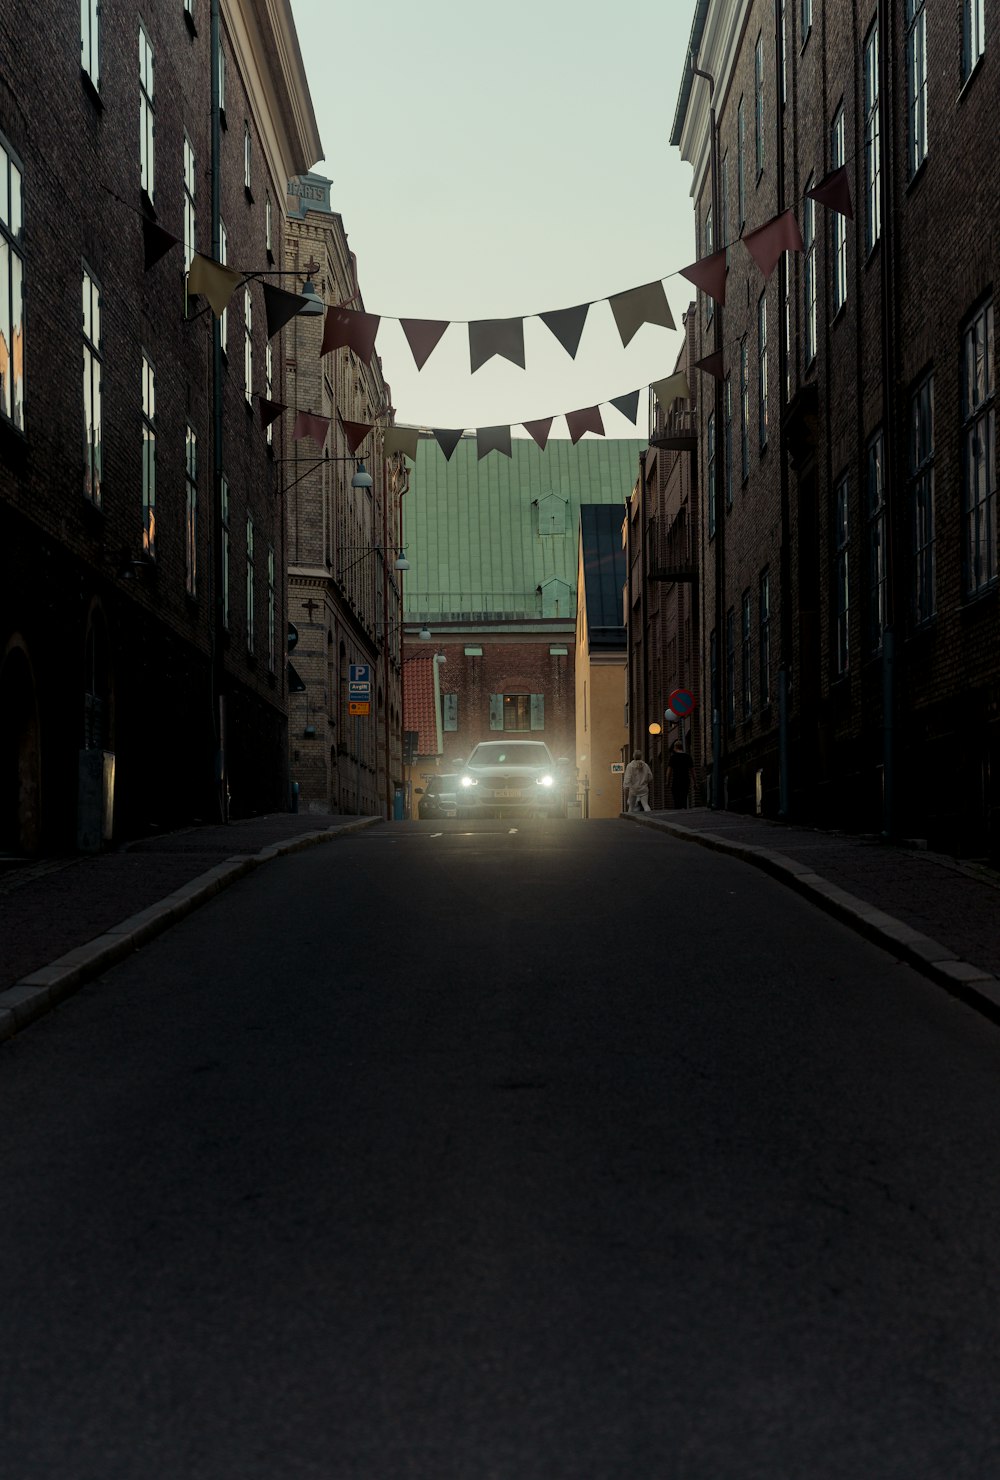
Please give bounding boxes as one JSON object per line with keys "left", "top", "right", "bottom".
{"left": 623, "top": 752, "right": 653, "bottom": 812}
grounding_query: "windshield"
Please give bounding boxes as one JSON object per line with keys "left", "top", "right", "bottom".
{"left": 428, "top": 774, "right": 459, "bottom": 793}
{"left": 467, "top": 743, "right": 553, "bottom": 769}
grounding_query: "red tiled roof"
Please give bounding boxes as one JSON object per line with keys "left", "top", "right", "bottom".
{"left": 403, "top": 654, "right": 440, "bottom": 757}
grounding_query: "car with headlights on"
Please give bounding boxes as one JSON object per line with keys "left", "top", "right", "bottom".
{"left": 455, "top": 741, "right": 568, "bottom": 819}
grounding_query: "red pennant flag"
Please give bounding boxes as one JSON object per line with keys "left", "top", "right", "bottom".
{"left": 742, "top": 209, "right": 804, "bottom": 280}
{"left": 565, "top": 406, "right": 605, "bottom": 445}
{"left": 293, "top": 411, "right": 330, "bottom": 447}
{"left": 805, "top": 166, "right": 854, "bottom": 220}
{"left": 258, "top": 396, "right": 286, "bottom": 430}
{"left": 522, "top": 418, "right": 553, "bottom": 450}
{"left": 432, "top": 428, "right": 464, "bottom": 461}
{"left": 693, "top": 351, "right": 725, "bottom": 380}
{"left": 341, "top": 419, "right": 373, "bottom": 455}
{"left": 400, "top": 318, "right": 449, "bottom": 370}
{"left": 679, "top": 248, "right": 728, "bottom": 308}
{"left": 320, "top": 307, "right": 380, "bottom": 362}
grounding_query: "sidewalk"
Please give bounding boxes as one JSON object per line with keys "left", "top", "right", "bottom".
{"left": 627, "top": 807, "right": 1000, "bottom": 1020}
{"left": 0, "top": 813, "right": 377, "bottom": 1039}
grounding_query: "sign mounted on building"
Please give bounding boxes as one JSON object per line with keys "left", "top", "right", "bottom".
{"left": 666, "top": 688, "right": 696, "bottom": 720}
{"left": 611, "top": 763, "right": 625, "bottom": 773}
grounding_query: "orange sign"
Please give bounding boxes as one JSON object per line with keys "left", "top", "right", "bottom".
{"left": 349, "top": 701, "right": 371, "bottom": 716}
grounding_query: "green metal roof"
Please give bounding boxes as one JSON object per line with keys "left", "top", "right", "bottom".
{"left": 403, "top": 436, "right": 644, "bottom": 622}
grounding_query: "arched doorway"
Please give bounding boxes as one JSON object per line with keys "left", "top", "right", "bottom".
{"left": 0, "top": 641, "right": 42, "bottom": 855}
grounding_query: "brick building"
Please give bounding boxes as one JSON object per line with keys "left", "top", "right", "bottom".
{"left": 282, "top": 173, "right": 405, "bottom": 817}
{"left": 576, "top": 504, "right": 629, "bottom": 818}
{"left": 0, "top": 0, "right": 320, "bottom": 851}
{"left": 672, "top": 0, "right": 999, "bottom": 855}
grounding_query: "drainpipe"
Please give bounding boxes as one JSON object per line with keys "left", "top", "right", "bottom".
{"left": 774, "top": 0, "right": 791, "bottom": 818}
{"left": 210, "top": 0, "right": 226, "bottom": 820}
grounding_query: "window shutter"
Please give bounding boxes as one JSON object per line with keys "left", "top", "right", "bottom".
{"left": 443, "top": 692, "right": 458, "bottom": 732}
{"left": 530, "top": 694, "right": 545, "bottom": 730}
{"left": 489, "top": 693, "right": 503, "bottom": 730}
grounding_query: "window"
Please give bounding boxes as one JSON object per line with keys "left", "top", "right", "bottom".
{"left": 737, "top": 97, "right": 746, "bottom": 229}
{"left": 834, "top": 475, "right": 850, "bottom": 675}
{"left": 139, "top": 23, "right": 155, "bottom": 201}
{"left": 759, "top": 568, "right": 771, "bottom": 709}
{"left": 81, "top": 0, "right": 100, "bottom": 88}
{"left": 803, "top": 187, "right": 817, "bottom": 365}
{"left": 802, "top": 0, "right": 812, "bottom": 41}
{"left": 82, "top": 266, "right": 102, "bottom": 506}
{"left": 243, "top": 287, "right": 253, "bottom": 405}
{"left": 265, "top": 341, "right": 273, "bottom": 445}
{"left": 726, "top": 608, "right": 736, "bottom": 729}
{"left": 720, "top": 154, "right": 729, "bottom": 265}
{"left": 754, "top": 34, "right": 765, "bottom": 178}
{"left": 141, "top": 351, "right": 156, "bottom": 556}
{"left": 246, "top": 514, "right": 255, "bottom": 651}
{"left": 724, "top": 374, "right": 733, "bottom": 511}
{"left": 758, "top": 290, "right": 768, "bottom": 448}
{"left": 217, "top": 43, "right": 226, "bottom": 118}
{"left": 243, "top": 123, "right": 252, "bottom": 195}
{"left": 549, "top": 646, "right": 569, "bottom": 656}
{"left": 219, "top": 219, "right": 228, "bottom": 351}
{"left": 267, "top": 546, "right": 275, "bottom": 670}
{"left": 491, "top": 693, "right": 545, "bottom": 732}
{"left": 185, "top": 424, "right": 197, "bottom": 595}
{"left": 464, "top": 646, "right": 483, "bottom": 657}
{"left": 443, "top": 693, "right": 458, "bottom": 732}
{"left": 780, "top": 0, "right": 787, "bottom": 105}
{"left": 740, "top": 337, "right": 750, "bottom": 480}
{"left": 709, "top": 629, "right": 718, "bottom": 736}
{"left": 704, "top": 205, "right": 714, "bottom": 323}
{"left": 707, "top": 411, "right": 716, "bottom": 540}
{"left": 910, "top": 371, "right": 935, "bottom": 625}
{"left": 963, "top": 0, "right": 986, "bottom": 80}
{"left": 962, "top": 301, "right": 996, "bottom": 595}
{"left": 1, "top": 140, "right": 25, "bottom": 432}
{"left": 221, "top": 475, "right": 230, "bottom": 627}
{"left": 183, "top": 136, "right": 196, "bottom": 273}
{"left": 906, "top": 0, "right": 928, "bottom": 177}
{"left": 831, "top": 107, "right": 847, "bottom": 313}
{"left": 864, "top": 24, "right": 881, "bottom": 255}
{"left": 866, "top": 429, "right": 887, "bottom": 653}
{"left": 783, "top": 254, "right": 792, "bottom": 399}
{"left": 741, "top": 590, "right": 752, "bottom": 719}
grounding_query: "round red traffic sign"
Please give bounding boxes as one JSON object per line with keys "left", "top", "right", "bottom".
{"left": 666, "top": 688, "right": 696, "bottom": 718}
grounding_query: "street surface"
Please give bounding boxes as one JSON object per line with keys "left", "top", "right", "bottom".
{"left": 4, "top": 818, "right": 1000, "bottom": 1478}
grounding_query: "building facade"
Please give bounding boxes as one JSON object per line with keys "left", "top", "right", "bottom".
{"left": 0, "top": 0, "right": 320, "bottom": 851}
{"left": 673, "top": 0, "right": 999, "bottom": 855}
{"left": 576, "top": 505, "right": 629, "bottom": 818}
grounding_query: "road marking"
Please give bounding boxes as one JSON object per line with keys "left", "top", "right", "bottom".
{"left": 508, "top": 828, "right": 518, "bottom": 835}
{"left": 430, "top": 832, "right": 443, "bottom": 838}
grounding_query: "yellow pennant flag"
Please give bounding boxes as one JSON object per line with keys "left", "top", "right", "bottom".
{"left": 187, "top": 253, "right": 244, "bottom": 318}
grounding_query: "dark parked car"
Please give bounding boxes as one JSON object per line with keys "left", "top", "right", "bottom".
{"left": 416, "top": 773, "right": 460, "bottom": 820}
{"left": 455, "top": 741, "right": 568, "bottom": 820}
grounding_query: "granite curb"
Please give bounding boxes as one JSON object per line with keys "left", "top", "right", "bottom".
{"left": 625, "top": 812, "right": 1000, "bottom": 1025}
{"left": 0, "top": 817, "right": 381, "bottom": 1045}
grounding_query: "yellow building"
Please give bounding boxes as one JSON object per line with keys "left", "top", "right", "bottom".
{"left": 575, "top": 507, "right": 629, "bottom": 817}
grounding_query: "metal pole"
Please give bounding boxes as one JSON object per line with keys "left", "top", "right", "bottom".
{"left": 355, "top": 711, "right": 361, "bottom": 816}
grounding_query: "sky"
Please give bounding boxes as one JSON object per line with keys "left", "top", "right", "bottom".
{"left": 288, "top": 0, "right": 698, "bottom": 438}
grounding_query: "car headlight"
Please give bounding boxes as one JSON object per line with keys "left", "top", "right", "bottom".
{"left": 460, "top": 775, "right": 477, "bottom": 788}
{"left": 536, "top": 774, "right": 555, "bottom": 788}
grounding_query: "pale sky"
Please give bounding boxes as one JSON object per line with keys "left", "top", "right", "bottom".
{"left": 288, "top": 0, "right": 697, "bottom": 437}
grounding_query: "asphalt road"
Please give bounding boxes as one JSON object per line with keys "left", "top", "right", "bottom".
{"left": 4, "top": 818, "right": 1000, "bottom": 1478}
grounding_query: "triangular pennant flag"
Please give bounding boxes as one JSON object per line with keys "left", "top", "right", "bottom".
{"left": 142, "top": 218, "right": 180, "bottom": 271}
{"left": 341, "top": 419, "right": 373, "bottom": 455}
{"left": 679, "top": 248, "right": 728, "bottom": 308}
{"left": 693, "top": 351, "right": 725, "bottom": 380}
{"left": 384, "top": 426, "right": 420, "bottom": 460}
{"left": 187, "top": 253, "right": 244, "bottom": 317}
{"left": 805, "top": 165, "right": 854, "bottom": 220}
{"left": 608, "top": 281, "right": 676, "bottom": 347}
{"left": 565, "top": 406, "right": 605, "bottom": 445}
{"left": 477, "top": 425, "right": 512, "bottom": 460}
{"left": 609, "top": 390, "right": 641, "bottom": 425}
{"left": 522, "top": 417, "right": 553, "bottom": 450}
{"left": 432, "top": 428, "right": 464, "bottom": 461}
{"left": 263, "top": 282, "right": 309, "bottom": 340}
{"left": 742, "top": 209, "right": 804, "bottom": 279}
{"left": 292, "top": 410, "right": 330, "bottom": 447}
{"left": 538, "top": 303, "right": 590, "bottom": 359}
{"left": 400, "top": 318, "right": 449, "bottom": 370}
{"left": 320, "top": 306, "right": 381, "bottom": 362}
{"left": 469, "top": 317, "right": 526, "bottom": 374}
{"left": 258, "top": 396, "right": 286, "bottom": 430}
{"left": 651, "top": 372, "right": 690, "bottom": 407}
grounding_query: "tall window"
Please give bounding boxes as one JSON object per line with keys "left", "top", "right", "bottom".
{"left": 906, "top": 0, "right": 928, "bottom": 178}
{"left": 831, "top": 107, "right": 847, "bottom": 313}
{"left": 219, "top": 219, "right": 228, "bottom": 351}
{"left": 217, "top": 44, "right": 227, "bottom": 117}
{"left": 864, "top": 24, "right": 881, "bottom": 255}
{"left": 243, "top": 287, "right": 253, "bottom": 404}
{"left": 724, "top": 373, "right": 733, "bottom": 511}
{"left": 740, "top": 337, "right": 750, "bottom": 480}
{"left": 265, "top": 341, "right": 273, "bottom": 446}
{"left": 754, "top": 34, "right": 765, "bottom": 178}
{"left": 780, "top": 0, "right": 787, "bottom": 105}
{"left": 803, "top": 186, "right": 817, "bottom": 365}
{"left": 834, "top": 475, "right": 850, "bottom": 675}
{"left": 726, "top": 608, "right": 736, "bottom": 729}
{"left": 758, "top": 290, "right": 768, "bottom": 448}
{"left": 910, "top": 371, "right": 935, "bottom": 625}
{"left": 707, "top": 411, "right": 717, "bottom": 540}
{"left": 246, "top": 514, "right": 255, "bottom": 652}
{"left": 265, "top": 195, "right": 273, "bottom": 259}
{"left": 759, "top": 568, "right": 771, "bottom": 709}
{"left": 802, "top": 0, "right": 812, "bottom": 41}
{"left": 963, "top": 0, "right": 986, "bottom": 80}
{"left": 139, "top": 23, "right": 155, "bottom": 201}
{"left": 141, "top": 351, "right": 156, "bottom": 557}
{"left": 82, "top": 266, "right": 102, "bottom": 506}
{"left": 703, "top": 205, "right": 714, "bottom": 323}
{"left": 962, "top": 301, "right": 996, "bottom": 595}
{"left": 81, "top": 0, "right": 100, "bottom": 88}
{"left": 737, "top": 97, "right": 746, "bottom": 229}
{"left": 709, "top": 629, "right": 718, "bottom": 735}
{"left": 182, "top": 136, "right": 196, "bottom": 273}
{"left": 1, "top": 139, "right": 25, "bottom": 432}
{"left": 221, "top": 475, "right": 230, "bottom": 628}
{"left": 866, "top": 429, "right": 887, "bottom": 653}
{"left": 185, "top": 425, "right": 197, "bottom": 596}
{"left": 720, "top": 153, "right": 729, "bottom": 265}
{"left": 741, "top": 590, "right": 752, "bottom": 719}
{"left": 267, "top": 547, "right": 275, "bottom": 671}
{"left": 243, "top": 123, "right": 252, "bottom": 194}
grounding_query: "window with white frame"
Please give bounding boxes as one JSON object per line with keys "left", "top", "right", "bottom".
{"left": 740, "top": 337, "right": 750, "bottom": 480}
{"left": 780, "top": 0, "right": 786, "bottom": 105}
{"left": 834, "top": 474, "right": 850, "bottom": 675}
{"left": 754, "top": 34, "right": 765, "bottom": 178}
{"left": 802, "top": 0, "right": 812, "bottom": 42}
{"left": 741, "top": 590, "right": 752, "bottom": 719}
{"left": 831, "top": 107, "right": 847, "bottom": 313}
{"left": 185, "top": 425, "right": 197, "bottom": 596}
{"left": 139, "top": 23, "right": 155, "bottom": 201}
{"left": 724, "top": 373, "right": 733, "bottom": 510}
{"left": 267, "top": 546, "right": 275, "bottom": 670}
{"left": 962, "top": 301, "right": 996, "bottom": 596}
{"left": 704, "top": 204, "right": 714, "bottom": 323}
{"left": 707, "top": 411, "right": 716, "bottom": 540}
{"left": 221, "top": 475, "right": 230, "bottom": 627}
{"left": 219, "top": 219, "right": 228, "bottom": 352}
{"left": 266, "top": 195, "right": 273, "bottom": 260}
{"left": 81, "top": 0, "right": 100, "bottom": 88}
{"left": 217, "top": 43, "right": 226, "bottom": 118}
{"left": 141, "top": 351, "right": 156, "bottom": 556}
{"left": 864, "top": 24, "right": 881, "bottom": 255}
{"left": 758, "top": 289, "right": 768, "bottom": 448}
{"left": 265, "top": 341, "right": 273, "bottom": 445}
{"left": 759, "top": 568, "right": 771, "bottom": 708}
{"left": 720, "top": 153, "right": 729, "bottom": 265}
{"left": 964, "top": 0, "right": 987, "bottom": 79}
{"left": 243, "top": 287, "right": 253, "bottom": 404}
{"left": 82, "top": 266, "right": 102, "bottom": 506}
{"left": 866, "top": 429, "right": 887, "bottom": 653}
{"left": 246, "top": 514, "right": 255, "bottom": 651}
{"left": 783, "top": 254, "right": 792, "bottom": 399}
{"left": 244, "top": 123, "right": 252, "bottom": 194}
{"left": 906, "top": 0, "right": 928, "bottom": 177}
{"left": 909, "top": 371, "right": 935, "bottom": 626}
{"left": 737, "top": 97, "right": 746, "bottom": 228}
{"left": 182, "top": 136, "right": 196, "bottom": 272}
{"left": 803, "top": 185, "right": 817, "bottom": 365}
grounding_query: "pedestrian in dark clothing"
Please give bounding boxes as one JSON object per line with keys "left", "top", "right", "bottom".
{"left": 666, "top": 740, "right": 694, "bottom": 810}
